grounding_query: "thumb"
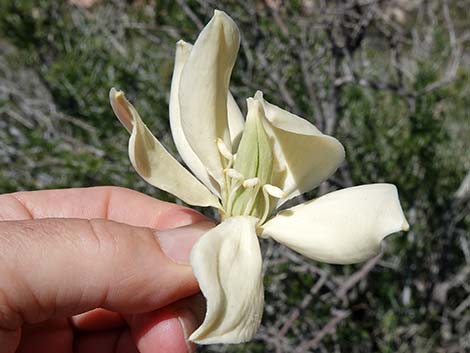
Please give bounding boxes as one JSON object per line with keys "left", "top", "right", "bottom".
{"left": 0, "top": 218, "right": 212, "bottom": 350}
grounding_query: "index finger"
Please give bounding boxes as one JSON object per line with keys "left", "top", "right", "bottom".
{"left": 0, "top": 186, "right": 208, "bottom": 229}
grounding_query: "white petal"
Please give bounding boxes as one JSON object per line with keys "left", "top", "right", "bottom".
{"left": 109, "top": 88, "right": 220, "bottom": 208}
{"left": 179, "top": 10, "right": 240, "bottom": 185}
{"left": 254, "top": 91, "right": 345, "bottom": 201}
{"left": 261, "top": 184, "right": 409, "bottom": 264}
{"left": 169, "top": 40, "right": 220, "bottom": 196}
{"left": 189, "top": 216, "right": 264, "bottom": 344}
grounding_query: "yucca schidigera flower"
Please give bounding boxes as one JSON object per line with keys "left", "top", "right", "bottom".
{"left": 109, "top": 10, "right": 409, "bottom": 345}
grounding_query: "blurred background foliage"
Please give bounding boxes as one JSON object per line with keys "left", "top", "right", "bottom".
{"left": 0, "top": 0, "right": 469, "bottom": 352}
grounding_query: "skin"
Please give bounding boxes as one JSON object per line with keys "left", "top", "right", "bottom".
{"left": 0, "top": 186, "right": 213, "bottom": 353}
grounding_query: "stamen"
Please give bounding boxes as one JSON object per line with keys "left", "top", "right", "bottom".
{"left": 263, "top": 184, "right": 287, "bottom": 199}
{"left": 225, "top": 177, "right": 244, "bottom": 215}
{"left": 224, "top": 168, "right": 243, "bottom": 180}
{"left": 258, "top": 184, "right": 286, "bottom": 225}
{"left": 242, "top": 178, "right": 261, "bottom": 215}
{"left": 222, "top": 168, "right": 243, "bottom": 211}
{"left": 243, "top": 177, "right": 259, "bottom": 188}
{"left": 217, "top": 138, "right": 233, "bottom": 162}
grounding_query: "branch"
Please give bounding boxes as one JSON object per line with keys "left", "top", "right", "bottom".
{"left": 175, "top": 0, "right": 204, "bottom": 30}
{"left": 336, "top": 252, "right": 382, "bottom": 300}
{"left": 423, "top": 0, "right": 461, "bottom": 93}
{"left": 278, "top": 273, "right": 328, "bottom": 337}
{"left": 295, "top": 310, "right": 351, "bottom": 353}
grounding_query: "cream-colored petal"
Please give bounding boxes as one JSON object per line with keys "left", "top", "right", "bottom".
{"left": 169, "top": 41, "right": 244, "bottom": 195}
{"left": 169, "top": 40, "right": 220, "bottom": 196}
{"left": 189, "top": 216, "right": 264, "bottom": 344}
{"left": 254, "top": 91, "right": 345, "bottom": 201}
{"left": 227, "top": 92, "right": 245, "bottom": 151}
{"left": 179, "top": 10, "right": 240, "bottom": 185}
{"left": 261, "top": 184, "right": 409, "bottom": 264}
{"left": 109, "top": 88, "right": 220, "bottom": 208}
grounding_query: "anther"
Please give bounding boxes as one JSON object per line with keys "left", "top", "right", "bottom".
{"left": 263, "top": 184, "right": 286, "bottom": 199}
{"left": 216, "top": 138, "right": 233, "bottom": 161}
{"left": 243, "top": 177, "right": 260, "bottom": 188}
{"left": 224, "top": 168, "right": 244, "bottom": 180}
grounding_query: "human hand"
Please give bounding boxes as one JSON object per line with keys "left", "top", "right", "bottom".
{"left": 0, "top": 186, "right": 213, "bottom": 353}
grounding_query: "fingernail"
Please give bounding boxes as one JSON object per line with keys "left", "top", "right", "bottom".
{"left": 176, "top": 309, "right": 200, "bottom": 353}
{"left": 157, "top": 208, "right": 210, "bottom": 229}
{"left": 156, "top": 221, "right": 214, "bottom": 265}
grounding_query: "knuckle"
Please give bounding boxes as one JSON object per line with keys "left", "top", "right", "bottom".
{"left": 87, "top": 219, "right": 120, "bottom": 257}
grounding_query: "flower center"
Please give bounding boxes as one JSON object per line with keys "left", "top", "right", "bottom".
{"left": 217, "top": 139, "right": 286, "bottom": 225}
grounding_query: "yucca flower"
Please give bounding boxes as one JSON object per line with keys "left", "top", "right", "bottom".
{"left": 109, "top": 10, "right": 409, "bottom": 345}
